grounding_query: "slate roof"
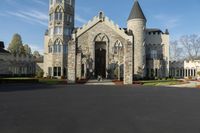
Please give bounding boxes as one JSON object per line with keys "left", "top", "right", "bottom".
{"left": 128, "top": 0, "right": 146, "bottom": 21}
{"left": 0, "top": 41, "right": 10, "bottom": 54}
{"left": 0, "top": 48, "right": 10, "bottom": 54}
{"left": 0, "top": 41, "right": 4, "bottom": 48}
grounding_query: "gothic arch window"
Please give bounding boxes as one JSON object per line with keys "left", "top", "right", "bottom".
{"left": 53, "top": 38, "right": 63, "bottom": 53}
{"left": 55, "top": 6, "right": 63, "bottom": 21}
{"left": 113, "top": 40, "right": 123, "bottom": 54}
{"left": 94, "top": 33, "right": 109, "bottom": 42}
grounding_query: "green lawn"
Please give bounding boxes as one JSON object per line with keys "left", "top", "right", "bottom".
{"left": 0, "top": 77, "right": 68, "bottom": 85}
{"left": 0, "top": 77, "right": 35, "bottom": 80}
{"left": 38, "top": 79, "right": 67, "bottom": 85}
{"left": 0, "top": 77, "right": 183, "bottom": 86}
{"left": 0, "top": 77, "right": 39, "bottom": 83}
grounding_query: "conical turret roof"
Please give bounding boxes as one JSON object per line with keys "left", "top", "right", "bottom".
{"left": 128, "top": 0, "right": 146, "bottom": 21}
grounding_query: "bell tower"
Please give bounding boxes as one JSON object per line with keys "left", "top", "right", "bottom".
{"left": 43, "top": 0, "right": 75, "bottom": 78}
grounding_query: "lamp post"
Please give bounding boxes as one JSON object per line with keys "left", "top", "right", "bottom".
{"left": 115, "top": 42, "right": 123, "bottom": 80}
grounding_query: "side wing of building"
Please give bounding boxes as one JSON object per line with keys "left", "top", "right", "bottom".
{"left": 145, "top": 29, "right": 170, "bottom": 78}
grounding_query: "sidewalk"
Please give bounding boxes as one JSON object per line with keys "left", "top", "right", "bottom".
{"left": 171, "top": 81, "right": 200, "bottom": 88}
{"left": 85, "top": 80, "right": 115, "bottom": 85}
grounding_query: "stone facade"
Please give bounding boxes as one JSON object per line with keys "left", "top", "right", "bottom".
{"left": 74, "top": 16, "right": 132, "bottom": 81}
{"left": 145, "top": 29, "right": 170, "bottom": 79}
{"left": 67, "top": 40, "right": 76, "bottom": 83}
{"left": 127, "top": 19, "right": 146, "bottom": 79}
{"left": 43, "top": 0, "right": 75, "bottom": 78}
{"left": 43, "top": 0, "right": 170, "bottom": 84}
{"left": 0, "top": 42, "right": 35, "bottom": 77}
{"left": 170, "top": 60, "right": 200, "bottom": 79}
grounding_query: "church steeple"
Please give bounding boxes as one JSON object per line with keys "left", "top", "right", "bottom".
{"left": 128, "top": 0, "right": 146, "bottom": 21}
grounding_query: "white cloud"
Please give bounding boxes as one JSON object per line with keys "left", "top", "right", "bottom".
{"left": 19, "top": 10, "right": 48, "bottom": 21}
{"left": 75, "top": 14, "right": 87, "bottom": 24}
{"left": 33, "top": 0, "right": 47, "bottom": 6}
{"left": 154, "top": 14, "right": 181, "bottom": 29}
{"left": 7, "top": 9, "right": 48, "bottom": 26}
{"left": 28, "top": 43, "right": 44, "bottom": 54}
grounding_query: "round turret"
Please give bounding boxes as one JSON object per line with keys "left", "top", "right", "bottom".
{"left": 127, "top": 0, "right": 146, "bottom": 79}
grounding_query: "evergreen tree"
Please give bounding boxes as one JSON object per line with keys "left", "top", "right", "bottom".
{"left": 8, "top": 33, "right": 23, "bottom": 54}
{"left": 33, "top": 51, "right": 41, "bottom": 58}
{"left": 23, "top": 44, "right": 32, "bottom": 55}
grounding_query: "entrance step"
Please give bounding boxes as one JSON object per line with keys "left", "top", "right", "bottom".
{"left": 85, "top": 80, "right": 115, "bottom": 85}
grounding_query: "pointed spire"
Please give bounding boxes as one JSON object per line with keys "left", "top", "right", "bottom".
{"left": 128, "top": 0, "right": 146, "bottom": 21}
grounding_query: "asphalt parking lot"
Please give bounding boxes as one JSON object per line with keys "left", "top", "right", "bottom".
{"left": 0, "top": 84, "right": 200, "bottom": 133}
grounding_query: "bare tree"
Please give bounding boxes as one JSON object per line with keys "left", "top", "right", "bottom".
{"left": 170, "top": 41, "right": 183, "bottom": 61}
{"left": 180, "top": 35, "right": 200, "bottom": 60}
{"left": 190, "top": 34, "right": 200, "bottom": 59}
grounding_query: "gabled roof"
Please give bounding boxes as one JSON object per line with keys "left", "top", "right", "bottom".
{"left": 76, "top": 12, "right": 133, "bottom": 41}
{"left": 128, "top": 0, "right": 146, "bottom": 21}
{"left": 0, "top": 41, "right": 10, "bottom": 54}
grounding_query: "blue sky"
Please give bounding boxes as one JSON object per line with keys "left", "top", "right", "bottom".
{"left": 0, "top": 0, "right": 200, "bottom": 53}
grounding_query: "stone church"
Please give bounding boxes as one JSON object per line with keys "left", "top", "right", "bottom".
{"left": 43, "top": 0, "right": 170, "bottom": 84}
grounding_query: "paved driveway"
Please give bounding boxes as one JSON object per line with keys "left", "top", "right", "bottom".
{"left": 0, "top": 84, "right": 200, "bottom": 133}
{"left": 171, "top": 81, "right": 200, "bottom": 88}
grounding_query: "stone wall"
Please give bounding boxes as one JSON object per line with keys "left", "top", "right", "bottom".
{"left": 76, "top": 21, "right": 132, "bottom": 80}
{"left": 0, "top": 53, "right": 35, "bottom": 76}
{"left": 124, "top": 41, "right": 133, "bottom": 84}
{"left": 67, "top": 40, "right": 76, "bottom": 83}
{"left": 127, "top": 19, "right": 146, "bottom": 78}
{"left": 145, "top": 32, "right": 170, "bottom": 77}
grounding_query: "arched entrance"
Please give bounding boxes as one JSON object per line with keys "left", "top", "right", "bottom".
{"left": 95, "top": 42, "right": 106, "bottom": 78}
{"left": 94, "top": 33, "right": 109, "bottom": 79}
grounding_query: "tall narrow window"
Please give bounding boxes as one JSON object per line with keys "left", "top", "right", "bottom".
{"left": 56, "top": 0, "right": 62, "bottom": 4}
{"left": 55, "top": 6, "right": 63, "bottom": 21}
{"left": 54, "top": 26, "right": 62, "bottom": 35}
{"left": 58, "top": 45, "right": 61, "bottom": 53}
{"left": 150, "top": 50, "right": 157, "bottom": 59}
{"left": 53, "top": 67, "right": 61, "bottom": 76}
{"left": 53, "top": 45, "right": 57, "bottom": 53}
{"left": 53, "top": 38, "right": 62, "bottom": 53}
{"left": 54, "top": 67, "right": 57, "bottom": 76}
